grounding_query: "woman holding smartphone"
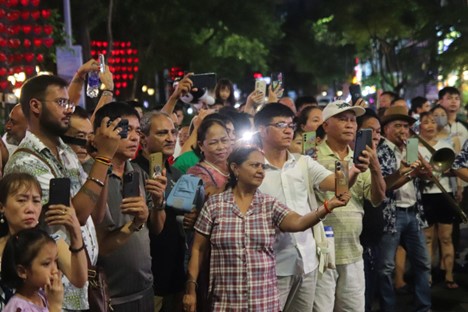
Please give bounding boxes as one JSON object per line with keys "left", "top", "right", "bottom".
{"left": 183, "top": 146, "right": 350, "bottom": 312}
{"left": 0, "top": 173, "right": 87, "bottom": 307}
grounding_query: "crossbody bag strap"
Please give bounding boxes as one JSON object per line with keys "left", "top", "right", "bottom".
{"left": 195, "top": 163, "right": 218, "bottom": 188}
{"left": 13, "top": 147, "right": 59, "bottom": 178}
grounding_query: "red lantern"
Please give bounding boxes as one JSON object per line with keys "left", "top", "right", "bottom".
{"left": 24, "top": 66, "right": 34, "bottom": 75}
{"left": 0, "top": 9, "right": 5, "bottom": 18}
{"left": 0, "top": 81, "right": 9, "bottom": 90}
{"left": 115, "top": 89, "right": 120, "bottom": 96}
{"left": 127, "top": 58, "right": 133, "bottom": 64}
{"left": 31, "top": 0, "right": 39, "bottom": 6}
{"left": 20, "top": 11, "right": 29, "bottom": 20}
{"left": 133, "top": 66, "right": 138, "bottom": 72}
{"left": 33, "top": 38, "right": 42, "bottom": 47}
{"left": 22, "top": 25, "right": 31, "bottom": 34}
{"left": 43, "top": 25, "right": 53, "bottom": 35}
{"left": 20, "top": 0, "right": 29, "bottom": 5}
{"left": 41, "top": 7, "right": 51, "bottom": 16}
{"left": 31, "top": 10, "right": 40, "bottom": 20}
{"left": 14, "top": 81, "right": 22, "bottom": 88}
{"left": 0, "top": 68, "right": 7, "bottom": 76}
{"left": 43, "top": 38, "right": 53, "bottom": 48}
{"left": 122, "top": 81, "right": 128, "bottom": 88}
{"left": 0, "top": 53, "right": 7, "bottom": 62}
{"left": 129, "top": 74, "right": 134, "bottom": 80}
{"left": 33, "top": 25, "right": 42, "bottom": 35}
{"left": 24, "top": 52, "right": 34, "bottom": 62}
{"left": 8, "top": 38, "right": 21, "bottom": 48}
{"left": 23, "top": 39, "right": 31, "bottom": 48}
{"left": 36, "top": 54, "right": 44, "bottom": 62}
{"left": 114, "top": 74, "right": 120, "bottom": 80}
{"left": 122, "top": 73, "right": 128, "bottom": 80}
{"left": 116, "top": 82, "right": 121, "bottom": 88}
{"left": 0, "top": 38, "right": 6, "bottom": 47}
{"left": 126, "top": 49, "right": 132, "bottom": 55}
{"left": 0, "top": 23, "right": 4, "bottom": 32}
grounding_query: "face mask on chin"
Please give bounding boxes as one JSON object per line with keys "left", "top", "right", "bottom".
{"left": 434, "top": 116, "right": 448, "bottom": 127}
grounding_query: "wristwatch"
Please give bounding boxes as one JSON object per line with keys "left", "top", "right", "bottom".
{"left": 129, "top": 221, "right": 144, "bottom": 232}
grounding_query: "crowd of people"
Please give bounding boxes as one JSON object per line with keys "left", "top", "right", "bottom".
{"left": 0, "top": 58, "right": 467, "bottom": 312}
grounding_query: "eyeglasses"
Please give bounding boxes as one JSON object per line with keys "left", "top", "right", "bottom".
{"left": 267, "top": 122, "right": 297, "bottom": 131}
{"left": 38, "top": 98, "right": 75, "bottom": 112}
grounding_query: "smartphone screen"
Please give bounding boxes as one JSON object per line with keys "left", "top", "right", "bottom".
{"left": 271, "top": 72, "right": 283, "bottom": 90}
{"left": 122, "top": 171, "right": 140, "bottom": 198}
{"left": 349, "top": 84, "right": 362, "bottom": 105}
{"left": 302, "top": 131, "right": 316, "bottom": 157}
{"left": 99, "top": 54, "right": 105, "bottom": 73}
{"left": 335, "top": 161, "right": 349, "bottom": 197}
{"left": 255, "top": 80, "right": 266, "bottom": 95}
{"left": 406, "top": 138, "right": 419, "bottom": 164}
{"left": 149, "top": 152, "right": 163, "bottom": 179}
{"left": 49, "top": 178, "right": 71, "bottom": 206}
{"left": 353, "top": 128, "right": 372, "bottom": 164}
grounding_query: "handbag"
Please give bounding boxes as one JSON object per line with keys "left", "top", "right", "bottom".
{"left": 86, "top": 250, "right": 113, "bottom": 312}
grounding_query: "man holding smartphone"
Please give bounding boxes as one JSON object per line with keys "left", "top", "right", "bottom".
{"left": 91, "top": 102, "right": 166, "bottom": 312}
{"left": 133, "top": 111, "right": 190, "bottom": 312}
{"left": 4, "top": 74, "right": 121, "bottom": 311}
{"left": 254, "top": 103, "right": 336, "bottom": 312}
{"left": 376, "top": 106, "right": 431, "bottom": 312}
{"left": 313, "top": 100, "right": 386, "bottom": 312}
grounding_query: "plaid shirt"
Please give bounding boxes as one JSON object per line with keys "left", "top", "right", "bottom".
{"left": 195, "top": 188, "right": 290, "bottom": 311}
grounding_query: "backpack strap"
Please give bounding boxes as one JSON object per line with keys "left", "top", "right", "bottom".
{"left": 13, "top": 147, "right": 59, "bottom": 178}
{"left": 195, "top": 163, "right": 218, "bottom": 188}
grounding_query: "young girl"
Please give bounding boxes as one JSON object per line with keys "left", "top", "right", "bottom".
{"left": 214, "top": 78, "right": 235, "bottom": 107}
{"left": 1, "top": 228, "right": 63, "bottom": 312}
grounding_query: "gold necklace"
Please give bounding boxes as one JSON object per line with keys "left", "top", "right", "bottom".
{"left": 203, "top": 160, "right": 229, "bottom": 177}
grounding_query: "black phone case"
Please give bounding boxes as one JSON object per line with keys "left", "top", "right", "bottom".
{"left": 349, "top": 84, "right": 362, "bottom": 105}
{"left": 190, "top": 73, "right": 217, "bottom": 90}
{"left": 107, "top": 119, "right": 129, "bottom": 139}
{"left": 122, "top": 171, "right": 140, "bottom": 198}
{"left": 49, "top": 178, "right": 71, "bottom": 205}
{"left": 353, "top": 129, "right": 372, "bottom": 164}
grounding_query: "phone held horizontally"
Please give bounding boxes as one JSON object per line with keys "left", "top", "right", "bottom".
{"left": 335, "top": 161, "right": 349, "bottom": 197}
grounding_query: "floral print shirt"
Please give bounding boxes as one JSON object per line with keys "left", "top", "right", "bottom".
{"left": 377, "top": 139, "right": 426, "bottom": 233}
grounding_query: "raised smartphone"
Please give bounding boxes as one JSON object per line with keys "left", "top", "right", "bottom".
{"left": 99, "top": 54, "right": 105, "bottom": 73}
{"left": 349, "top": 84, "right": 362, "bottom": 105}
{"left": 302, "top": 131, "right": 316, "bottom": 157}
{"left": 353, "top": 128, "right": 372, "bottom": 164}
{"left": 49, "top": 178, "right": 71, "bottom": 206}
{"left": 271, "top": 72, "right": 283, "bottom": 90}
{"left": 335, "top": 161, "right": 349, "bottom": 197}
{"left": 122, "top": 171, "right": 140, "bottom": 198}
{"left": 255, "top": 79, "right": 266, "bottom": 95}
{"left": 107, "top": 118, "right": 129, "bottom": 139}
{"left": 149, "top": 152, "right": 163, "bottom": 179}
{"left": 406, "top": 137, "right": 419, "bottom": 164}
{"left": 189, "top": 73, "right": 217, "bottom": 90}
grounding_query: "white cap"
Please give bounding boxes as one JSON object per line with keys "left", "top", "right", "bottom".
{"left": 322, "top": 100, "right": 366, "bottom": 121}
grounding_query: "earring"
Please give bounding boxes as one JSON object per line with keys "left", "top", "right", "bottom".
{"left": 0, "top": 213, "right": 4, "bottom": 224}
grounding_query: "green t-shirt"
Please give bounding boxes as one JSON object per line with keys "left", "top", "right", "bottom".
{"left": 173, "top": 150, "right": 200, "bottom": 174}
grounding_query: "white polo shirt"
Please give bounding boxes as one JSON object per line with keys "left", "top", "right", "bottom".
{"left": 259, "top": 151, "right": 332, "bottom": 276}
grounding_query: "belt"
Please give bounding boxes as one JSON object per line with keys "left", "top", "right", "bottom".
{"left": 396, "top": 205, "right": 417, "bottom": 212}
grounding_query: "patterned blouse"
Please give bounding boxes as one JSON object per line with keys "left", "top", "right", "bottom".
{"left": 377, "top": 139, "right": 426, "bottom": 233}
{"left": 453, "top": 140, "right": 468, "bottom": 170}
{"left": 195, "top": 188, "right": 290, "bottom": 311}
{"left": 4, "top": 132, "right": 98, "bottom": 310}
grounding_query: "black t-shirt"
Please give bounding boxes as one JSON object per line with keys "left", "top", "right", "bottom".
{"left": 359, "top": 199, "right": 384, "bottom": 247}
{"left": 132, "top": 152, "right": 185, "bottom": 295}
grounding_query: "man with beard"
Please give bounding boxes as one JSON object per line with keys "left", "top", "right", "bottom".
{"left": 4, "top": 74, "right": 121, "bottom": 311}
{"left": 2, "top": 104, "right": 28, "bottom": 155}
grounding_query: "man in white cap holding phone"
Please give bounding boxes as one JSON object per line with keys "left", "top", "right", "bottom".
{"left": 313, "top": 100, "right": 386, "bottom": 312}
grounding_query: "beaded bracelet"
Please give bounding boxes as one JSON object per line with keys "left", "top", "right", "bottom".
{"left": 69, "top": 243, "right": 85, "bottom": 253}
